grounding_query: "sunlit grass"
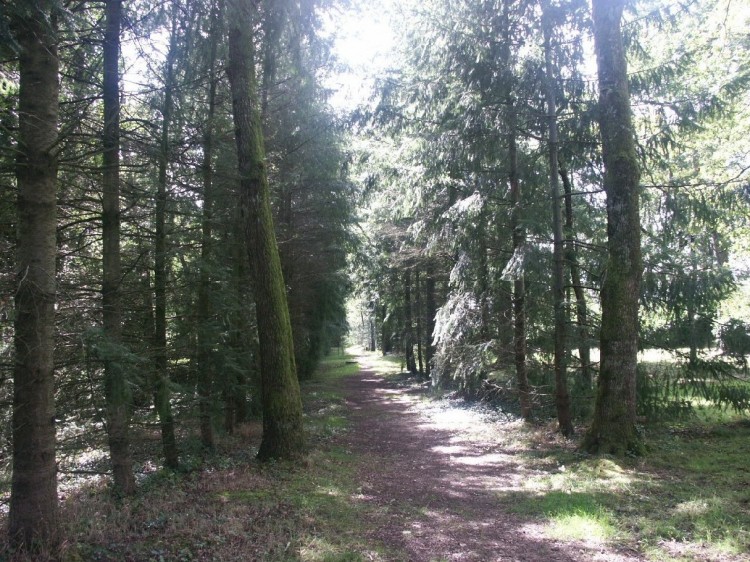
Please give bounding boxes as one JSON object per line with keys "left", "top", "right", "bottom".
{"left": 502, "top": 411, "right": 750, "bottom": 560}
{"left": 547, "top": 511, "right": 617, "bottom": 542}
{"left": 351, "top": 348, "right": 405, "bottom": 377}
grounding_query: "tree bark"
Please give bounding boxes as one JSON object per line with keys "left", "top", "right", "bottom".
{"left": 153, "top": 7, "right": 180, "bottom": 470}
{"left": 583, "top": 0, "right": 644, "bottom": 456}
{"left": 560, "top": 167, "right": 592, "bottom": 397}
{"left": 424, "top": 269, "right": 436, "bottom": 377}
{"left": 102, "top": 0, "right": 136, "bottom": 495}
{"left": 227, "top": 0, "right": 305, "bottom": 461}
{"left": 403, "top": 268, "right": 417, "bottom": 373}
{"left": 508, "top": 118, "right": 532, "bottom": 422}
{"left": 196, "top": 0, "right": 223, "bottom": 451}
{"left": 9, "top": 5, "right": 60, "bottom": 548}
{"left": 225, "top": 214, "right": 252, "bottom": 434}
{"left": 543, "top": 12, "right": 573, "bottom": 436}
{"left": 415, "top": 268, "right": 424, "bottom": 376}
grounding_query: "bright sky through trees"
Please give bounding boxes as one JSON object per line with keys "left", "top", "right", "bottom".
{"left": 322, "top": 0, "right": 396, "bottom": 111}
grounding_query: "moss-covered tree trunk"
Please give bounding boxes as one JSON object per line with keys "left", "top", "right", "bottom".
{"left": 102, "top": 0, "right": 135, "bottom": 495}
{"left": 9, "top": 4, "right": 60, "bottom": 548}
{"left": 582, "top": 0, "right": 644, "bottom": 456}
{"left": 227, "top": 0, "right": 304, "bottom": 461}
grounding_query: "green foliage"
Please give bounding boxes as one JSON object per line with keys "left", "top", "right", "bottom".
{"left": 638, "top": 358, "right": 750, "bottom": 419}
{"left": 637, "top": 363, "right": 694, "bottom": 420}
{"left": 720, "top": 318, "right": 750, "bottom": 362}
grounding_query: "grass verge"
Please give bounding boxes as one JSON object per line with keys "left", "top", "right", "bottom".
{"left": 500, "top": 418, "right": 750, "bottom": 561}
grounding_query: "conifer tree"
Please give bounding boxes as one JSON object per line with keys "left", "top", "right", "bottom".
{"left": 227, "top": 0, "right": 305, "bottom": 460}
{"left": 9, "top": 0, "right": 61, "bottom": 547}
{"left": 102, "top": 0, "right": 136, "bottom": 496}
{"left": 582, "top": 0, "right": 644, "bottom": 455}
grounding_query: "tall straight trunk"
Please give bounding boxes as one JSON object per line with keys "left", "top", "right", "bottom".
{"left": 583, "top": 0, "right": 643, "bottom": 456}
{"left": 560, "top": 167, "right": 592, "bottom": 392}
{"left": 227, "top": 0, "right": 304, "bottom": 461}
{"left": 403, "top": 269, "right": 417, "bottom": 373}
{"left": 153, "top": 8, "right": 179, "bottom": 470}
{"left": 424, "top": 269, "right": 436, "bottom": 377}
{"left": 415, "top": 268, "right": 424, "bottom": 376}
{"left": 196, "top": 0, "right": 222, "bottom": 451}
{"left": 508, "top": 119, "right": 532, "bottom": 422}
{"left": 497, "top": 0, "right": 531, "bottom": 421}
{"left": 9, "top": 6, "right": 60, "bottom": 549}
{"left": 260, "top": 0, "right": 284, "bottom": 118}
{"left": 225, "top": 215, "right": 251, "bottom": 433}
{"left": 543, "top": 14, "right": 573, "bottom": 436}
{"left": 102, "top": 0, "right": 135, "bottom": 494}
{"left": 380, "top": 302, "right": 391, "bottom": 355}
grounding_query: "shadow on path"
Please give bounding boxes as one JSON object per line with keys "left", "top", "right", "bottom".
{"left": 337, "top": 357, "right": 643, "bottom": 562}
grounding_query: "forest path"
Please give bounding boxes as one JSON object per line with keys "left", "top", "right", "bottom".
{"left": 337, "top": 352, "right": 643, "bottom": 562}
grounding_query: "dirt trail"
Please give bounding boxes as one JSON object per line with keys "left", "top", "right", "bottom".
{"left": 337, "top": 355, "right": 643, "bottom": 562}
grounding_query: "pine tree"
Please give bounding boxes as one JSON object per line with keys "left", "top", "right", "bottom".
{"left": 102, "top": 0, "right": 136, "bottom": 496}
{"left": 227, "top": 0, "right": 305, "bottom": 461}
{"left": 9, "top": 1, "right": 61, "bottom": 548}
{"left": 582, "top": 0, "right": 644, "bottom": 456}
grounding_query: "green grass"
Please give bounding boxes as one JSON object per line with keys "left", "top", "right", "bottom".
{"left": 356, "top": 351, "right": 404, "bottom": 378}
{"left": 501, "top": 417, "right": 750, "bottom": 560}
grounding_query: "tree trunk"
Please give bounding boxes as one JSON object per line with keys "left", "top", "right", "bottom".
{"left": 403, "top": 268, "right": 417, "bottom": 373}
{"left": 9, "top": 5, "right": 60, "bottom": 548}
{"left": 196, "top": 0, "right": 222, "bottom": 451}
{"left": 560, "top": 167, "right": 593, "bottom": 400}
{"left": 153, "top": 7, "right": 180, "bottom": 470}
{"left": 543, "top": 13, "right": 573, "bottom": 437}
{"left": 496, "top": 285, "right": 513, "bottom": 363}
{"left": 225, "top": 215, "right": 252, "bottom": 434}
{"left": 102, "top": 0, "right": 135, "bottom": 495}
{"left": 582, "top": 0, "right": 644, "bottom": 456}
{"left": 508, "top": 118, "right": 532, "bottom": 422}
{"left": 227, "top": 0, "right": 305, "bottom": 461}
{"left": 424, "top": 269, "right": 436, "bottom": 378}
{"left": 380, "top": 302, "right": 391, "bottom": 355}
{"left": 260, "top": 0, "right": 284, "bottom": 119}
{"left": 415, "top": 268, "right": 424, "bottom": 376}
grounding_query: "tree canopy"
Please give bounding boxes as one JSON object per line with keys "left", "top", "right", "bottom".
{"left": 1, "top": 0, "right": 749, "bottom": 553}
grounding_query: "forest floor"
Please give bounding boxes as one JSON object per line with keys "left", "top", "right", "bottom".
{"left": 300, "top": 350, "right": 750, "bottom": 562}
{"left": 2, "top": 349, "right": 749, "bottom": 561}
{"left": 332, "top": 352, "right": 645, "bottom": 562}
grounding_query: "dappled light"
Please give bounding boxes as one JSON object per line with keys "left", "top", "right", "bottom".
{"left": 338, "top": 351, "right": 750, "bottom": 561}
{"left": 1, "top": 0, "right": 749, "bottom": 558}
